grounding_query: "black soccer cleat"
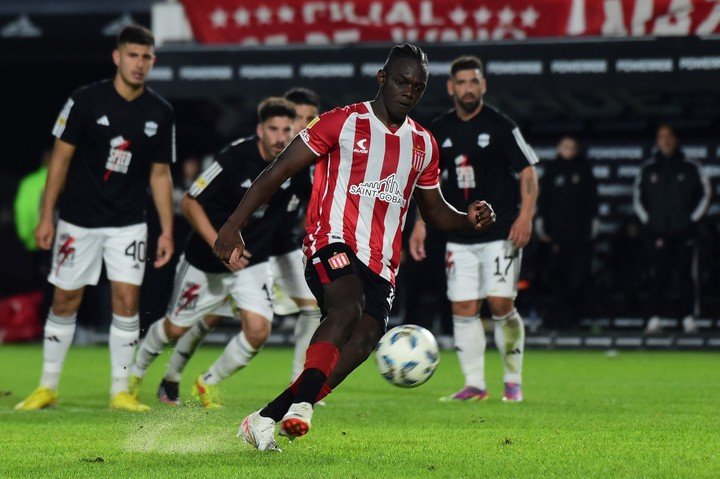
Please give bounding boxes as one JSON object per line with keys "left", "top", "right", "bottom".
{"left": 157, "top": 379, "right": 180, "bottom": 406}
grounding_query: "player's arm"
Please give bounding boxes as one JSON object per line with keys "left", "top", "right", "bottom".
{"left": 35, "top": 138, "right": 76, "bottom": 250}
{"left": 149, "top": 162, "right": 174, "bottom": 268}
{"left": 508, "top": 165, "right": 538, "bottom": 249}
{"left": 413, "top": 187, "right": 495, "bottom": 234}
{"left": 214, "top": 136, "right": 316, "bottom": 264}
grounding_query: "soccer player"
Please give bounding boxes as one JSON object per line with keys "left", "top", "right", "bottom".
{"left": 15, "top": 25, "right": 175, "bottom": 412}
{"left": 128, "top": 98, "right": 299, "bottom": 408}
{"left": 214, "top": 44, "right": 496, "bottom": 451}
{"left": 409, "top": 55, "right": 538, "bottom": 403}
{"left": 149, "top": 89, "right": 323, "bottom": 406}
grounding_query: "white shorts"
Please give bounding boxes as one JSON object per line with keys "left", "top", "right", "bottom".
{"left": 269, "top": 249, "right": 314, "bottom": 300}
{"left": 167, "top": 256, "right": 273, "bottom": 328}
{"left": 48, "top": 220, "right": 147, "bottom": 290}
{"left": 446, "top": 240, "right": 522, "bottom": 302}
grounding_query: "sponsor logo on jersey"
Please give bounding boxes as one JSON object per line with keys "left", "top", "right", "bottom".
{"left": 478, "top": 133, "right": 490, "bottom": 148}
{"left": 349, "top": 173, "right": 406, "bottom": 206}
{"left": 104, "top": 136, "right": 132, "bottom": 181}
{"left": 56, "top": 234, "right": 76, "bottom": 274}
{"left": 328, "top": 252, "right": 350, "bottom": 270}
{"left": 96, "top": 115, "right": 110, "bottom": 126}
{"left": 353, "top": 138, "right": 369, "bottom": 154}
{"left": 175, "top": 282, "right": 200, "bottom": 314}
{"left": 144, "top": 121, "right": 158, "bottom": 137}
{"left": 411, "top": 147, "right": 425, "bottom": 171}
{"left": 442, "top": 138, "right": 453, "bottom": 148}
{"left": 454, "top": 154, "right": 475, "bottom": 195}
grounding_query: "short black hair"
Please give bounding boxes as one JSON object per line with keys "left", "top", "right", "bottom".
{"left": 284, "top": 88, "right": 320, "bottom": 108}
{"left": 382, "top": 44, "right": 429, "bottom": 75}
{"left": 451, "top": 55, "right": 483, "bottom": 77}
{"left": 257, "top": 97, "right": 297, "bottom": 123}
{"left": 117, "top": 24, "right": 155, "bottom": 48}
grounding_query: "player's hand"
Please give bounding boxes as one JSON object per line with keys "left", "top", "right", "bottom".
{"left": 154, "top": 234, "right": 174, "bottom": 268}
{"left": 468, "top": 200, "right": 496, "bottom": 231}
{"left": 225, "top": 249, "right": 252, "bottom": 272}
{"left": 509, "top": 214, "right": 532, "bottom": 249}
{"left": 34, "top": 219, "right": 55, "bottom": 251}
{"left": 409, "top": 221, "right": 427, "bottom": 261}
{"left": 214, "top": 221, "right": 246, "bottom": 265}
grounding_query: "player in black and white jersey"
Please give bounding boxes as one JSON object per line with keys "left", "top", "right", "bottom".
{"left": 129, "top": 98, "right": 300, "bottom": 408}
{"left": 152, "top": 89, "right": 322, "bottom": 407}
{"left": 409, "top": 55, "right": 538, "bottom": 403}
{"left": 15, "top": 25, "right": 175, "bottom": 412}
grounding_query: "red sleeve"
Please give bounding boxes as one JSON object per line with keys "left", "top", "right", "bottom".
{"left": 416, "top": 134, "right": 440, "bottom": 189}
{"left": 299, "top": 107, "right": 347, "bottom": 157}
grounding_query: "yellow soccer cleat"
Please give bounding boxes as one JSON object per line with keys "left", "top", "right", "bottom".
{"left": 15, "top": 386, "right": 58, "bottom": 411}
{"left": 191, "top": 376, "right": 223, "bottom": 409}
{"left": 110, "top": 391, "right": 151, "bottom": 412}
{"left": 128, "top": 374, "right": 143, "bottom": 399}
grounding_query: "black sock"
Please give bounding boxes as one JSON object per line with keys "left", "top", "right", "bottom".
{"left": 293, "top": 368, "right": 326, "bottom": 405}
{"left": 260, "top": 389, "right": 295, "bottom": 422}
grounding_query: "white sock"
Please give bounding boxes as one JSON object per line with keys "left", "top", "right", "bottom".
{"left": 493, "top": 309, "right": 525, "bottom": 385}
{"left": 202, "top": 332, "right": 257, "bottom": 386}
{"left": 109, "top": 314, "right": 140, "bottom": 397}
{"left": 164, "top": 318, "right": 211, "bottom": 382}
{"left": 40, "top": 311, "right": 77, "bottom": 390}
{"left": 291, "top": 307, "right": 321, "bottom": 381}
{"left": 131, "top": 318, "right": 169, "bottom": 379}
{"left": 452, "top": 314, "right": 487, "bottom": 390}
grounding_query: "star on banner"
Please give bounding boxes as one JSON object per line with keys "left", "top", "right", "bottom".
{"left": 278, "top": 5, "right": 295, "bottom": 23}
{"left": 520, "top": 7, "right": 539, "bottom": 28}
{"left": 234, "top": 8, "right": 250, "bottom": 26}
{"left": 209, "top": 7, "right": 228, "bottom": 28}
{"left": 256, "top": 5, "right": 273, "bottom": 24}
{"left": 448, "top": 6, "right": 468, "bottom": 25}
{"left": 473, "top": 6, "right": 492, "bottom": 25}
{"left": 498, "top": 6, "right": 515, "bottom": 25}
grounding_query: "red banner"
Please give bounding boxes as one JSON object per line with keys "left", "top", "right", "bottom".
{"left": 181, "top": 0, "right": 720, "bottom": 45}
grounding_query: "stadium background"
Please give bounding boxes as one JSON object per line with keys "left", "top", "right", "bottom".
{"left": 1, "top": 0, "right": 719, "bottom": 349}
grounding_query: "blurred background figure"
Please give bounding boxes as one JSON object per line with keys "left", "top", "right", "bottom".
{"left": 634, "top": 125, "right": 711, "bottom": 334}
{"left": 536, "top": 136, "right": 598, "bottom": 331}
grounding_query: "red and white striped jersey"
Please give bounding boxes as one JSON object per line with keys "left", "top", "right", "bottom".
{"left": 300, "top": 101, "right": 440, "bottom": 285}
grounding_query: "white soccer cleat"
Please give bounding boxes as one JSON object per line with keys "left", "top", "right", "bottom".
{"left": 280, "top": 402, "right": 313, "bottom": 439}
{"left": 238, "top": 411, "right": 281, "bottom": 452}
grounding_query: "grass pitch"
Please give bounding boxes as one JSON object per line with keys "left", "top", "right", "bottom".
{"left": 1, "top": 345, "right": 718, "bottom": 478}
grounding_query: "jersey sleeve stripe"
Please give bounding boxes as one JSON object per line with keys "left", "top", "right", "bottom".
{"left": 688, "top": 158, "right": 711, "bottom": 222}
{"left": 511, "top": 127, "right": 539, "bottom": 165}
{"left": 52, "top": 98, "right": 74, "bottom": 138}
{"left": 415, "top": 182, "right": 440, "bottom": 190}
{"left": 188, "top": 161, "right": 223, "bottom": 197}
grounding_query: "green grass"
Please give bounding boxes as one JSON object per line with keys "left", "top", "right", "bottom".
{"left": 0, "top": 346, "right": 718, "bottom": 478}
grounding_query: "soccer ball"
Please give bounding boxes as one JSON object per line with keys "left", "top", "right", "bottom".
{"left": 375, "top": 324, "right": 440, "bottom": 388}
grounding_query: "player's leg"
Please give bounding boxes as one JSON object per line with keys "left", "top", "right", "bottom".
{"left": 485, "top": 240, "right": 524, "bottom": 402}
{"left": 193, "top": 263, "right": 274, "bottom": 408}
{"left": 441, "top": 242, "right": 488, "bottom": 401}
{"left": 16, "top": 220, "right": 104, "bottom": 410}
{"left": 163, "top": 314, "right": 221, "bottom": 384}
{"left": 273, "top": 249, "right": 322, "bottom": 382}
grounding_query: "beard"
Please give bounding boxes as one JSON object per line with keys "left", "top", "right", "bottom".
{"left": 457, "top": 96, "right": 481, "bottom": 113}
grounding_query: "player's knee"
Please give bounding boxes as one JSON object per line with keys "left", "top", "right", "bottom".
{"left": 452, "top": 300, "right": 479, "bottom": 317}
{"left": 487, "top": 297, "right": 514, "bottom": 318}
{"left": 164, "top": 319, "right": 188, "bottom": 340}
{"left": 243, "top": 318, "right": 271, "bottom": 349}
{"left": 52, "top": 289, "right": 83, "bottom": 316}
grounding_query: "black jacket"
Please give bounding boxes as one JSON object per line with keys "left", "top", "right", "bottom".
{"left": 537, "top": 154, "right": 598, "bottom": 241}
{"left": 633, "top": 149, "right": 710, "bottom": 236}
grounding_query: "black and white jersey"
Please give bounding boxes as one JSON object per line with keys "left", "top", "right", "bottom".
{"left": 52, "top": 79, "right": 175, "bottom": 228}
{"left": 431, "top": 104, "right": 537, "bottom": 243}
{"left": 185, "top": 136, "right": 301, "bottom": 273}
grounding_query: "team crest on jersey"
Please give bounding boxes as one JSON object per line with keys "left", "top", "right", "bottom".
{"left": 349, "top": 173, "right": 406, "bottom": 207}
{"left": 144, "top": 121, "right": 158, "bottom": 137}
{"left": 104, "top": 136, "right": 132, "bottom": 180}
{"left": 478, "top": 133, "right": 490, "bottom": 148}
{"left": 328, "top": 252, "right": 350, "bottom": 270}
{"left": 411, "top": 147, "right": 425, "bottom": 171}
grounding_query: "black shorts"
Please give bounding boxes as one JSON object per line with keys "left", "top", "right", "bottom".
{"left": 304, "top": 243, "right": 395, "bottom": 331}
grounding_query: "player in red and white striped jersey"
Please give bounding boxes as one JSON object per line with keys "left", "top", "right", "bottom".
{"left": 214, "top": 44, "right": 496, "bottom": 451}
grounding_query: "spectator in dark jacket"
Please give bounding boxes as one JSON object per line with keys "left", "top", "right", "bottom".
{"left": 634, "top": 124, "right": 711, "bottom": 334}
{"left": 536, "top": 136, "right": 598, "bottom": 330}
